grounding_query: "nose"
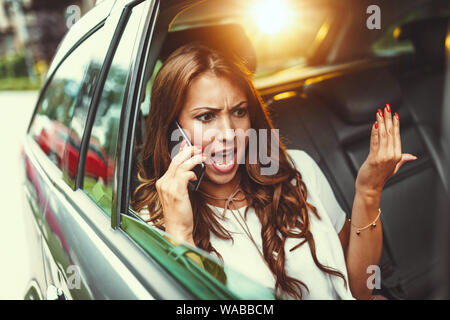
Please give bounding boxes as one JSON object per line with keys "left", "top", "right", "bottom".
{"left": 215, "top": 115, "right": 236, "bottom": 145}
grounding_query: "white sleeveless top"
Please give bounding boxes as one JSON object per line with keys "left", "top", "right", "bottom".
{"left": 207, "top": 149, "right": 355, "bottom": 300}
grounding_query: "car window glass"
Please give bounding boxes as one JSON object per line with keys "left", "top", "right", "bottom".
{"left": 123, "top": 211, "right": 276, "bottom": 299}
{"left": 372, "top": 5, "right": 450, "bottom": 58}
{"left": 83, "top": 4, "right": 145, "bottom": 215}
{"left": 29, "top": 28, "right": 108, "bottom": 182}
{"left": 371, "top": 24, "right": 414, "bottom": 57}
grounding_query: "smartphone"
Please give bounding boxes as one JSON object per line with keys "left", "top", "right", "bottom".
{"left": 168, "top": 121, "right": 206, "bottom": 192}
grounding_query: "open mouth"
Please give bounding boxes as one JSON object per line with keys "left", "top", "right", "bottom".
{"left": 210, "top": 149, "right": 237, "bottom": 174}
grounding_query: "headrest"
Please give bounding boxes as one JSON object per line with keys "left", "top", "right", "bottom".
{"left": 304, "top": 68, "right": 402, "bottom": 124}
{"left": 160, "top": 23, "right": 257, "bottom": 73}
{"left": 398, "top": 16, "right": 449, "bottom": 66}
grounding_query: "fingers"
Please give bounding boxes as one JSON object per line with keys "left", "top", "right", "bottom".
{"left": 178, "top": 153, "right": 207, "bottom": 172}
{"left": 171, "top": 155, "right": 205, "bottom": 192}
{"left": 368, "top": 106, "right": 419, "bottom": 180}
{"left": 180, "top": 171, "right": 198, "bottom": 182}
{"left": 383, "top": 104, "right": 395, "bottom": 154}
{"left": 172, "top": 144, "right": 202, "bottom": 167}
{"left": 376, "top": 105, "right": 397, "bottom": 159}
{"left": 393, "top": 153, "right": 418, "bottom": 175}
{"left": 393, "top": 111, "right": 402, "bottom": 161}
{"left": 376, "top": 108, "right": 388, "bottom": 151}
{"left": 401, "top": 153, "right": 418, "bottom": 161}
{"left": 370, "top": 120, "right": 379, "bottom": 153}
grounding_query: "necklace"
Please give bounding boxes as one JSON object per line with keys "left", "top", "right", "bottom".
{"left": 198, "top": 183, "right": 246, "bottom": 218}
{"left": 199, "top": 185, "right": 270, "bottom": 270}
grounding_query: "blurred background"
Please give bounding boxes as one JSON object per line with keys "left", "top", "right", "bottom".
{"left": 0, "top": 0, "right": 96, "bottom": 299}
{"left": 0, "top": 0, "right": 97, "bottom": 89}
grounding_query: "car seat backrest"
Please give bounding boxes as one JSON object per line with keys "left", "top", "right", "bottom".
{"left": 268, "top": 66, "right": 449, "bottom": 298}
{"left": 304, "top": 68, "right": 403, "bottom": 124}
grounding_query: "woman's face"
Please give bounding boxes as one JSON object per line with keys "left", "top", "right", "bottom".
{"left": 178, "top": 72, "right": 251, "bottom": 185}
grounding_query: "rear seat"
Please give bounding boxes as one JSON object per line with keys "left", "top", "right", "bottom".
{"left": 267, "top": 65, "right": 449, "bottom": 299}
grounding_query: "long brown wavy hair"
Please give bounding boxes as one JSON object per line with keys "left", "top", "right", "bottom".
{"left": 132, "top": 43, "right": 346, "bottom": 299}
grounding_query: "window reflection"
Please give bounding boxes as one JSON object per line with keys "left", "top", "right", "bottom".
{"left": 124, "top": 211, "right": 276, "bottom": 299}
{"left": 29, "top": 29, "right": 108, "bottom": 187}
{"left": 83, "top": 6, "right": 144, "bottom": 215}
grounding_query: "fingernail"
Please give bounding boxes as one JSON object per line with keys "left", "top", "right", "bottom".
{"left": 375, "top": 121, "right": 378, "bottom": 129}
{"left": 395, "top": 112, "right": 399, "bottom": 120}
{"left": 386, "top": 104, "right": 391, "bottom": 113}
{"left": 378, "top": 109, "right": 383, "bottom": 118}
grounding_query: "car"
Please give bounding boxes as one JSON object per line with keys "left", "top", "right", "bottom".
{"left": 22, "top": 0, "right": 450, "bottom": 300}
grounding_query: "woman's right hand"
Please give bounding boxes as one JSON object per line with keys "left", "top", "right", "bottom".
{"left": 155, "top": 140, "right": 207, "bottom": 246}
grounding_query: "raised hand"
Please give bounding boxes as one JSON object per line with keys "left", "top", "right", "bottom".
{"left": 355, "top": 104, "right": 417, "bottom": 196}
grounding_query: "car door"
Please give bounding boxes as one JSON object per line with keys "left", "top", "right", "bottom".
{"left": 24, "top": 0, "right": 160, "bottom": 300}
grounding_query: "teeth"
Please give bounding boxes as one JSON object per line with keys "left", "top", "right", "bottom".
{"left": 213, "top": 154, "right": 234, "bottom": 167}
{"left": 216, "top": 162, "right": 233, "bottom": 168}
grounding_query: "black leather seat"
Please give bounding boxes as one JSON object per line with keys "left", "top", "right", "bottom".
{"left": 267, "top": 65, "right": 449, "bottom": 299}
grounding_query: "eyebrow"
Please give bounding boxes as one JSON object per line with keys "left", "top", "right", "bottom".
{"left": 192, "top": 101, "right": 247, "bottom": 112}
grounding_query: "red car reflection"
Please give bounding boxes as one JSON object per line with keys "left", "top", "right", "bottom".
{"left": 35, "top": 120, "right": 114, "bottom": 182}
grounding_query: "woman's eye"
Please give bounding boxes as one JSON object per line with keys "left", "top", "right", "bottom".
{"left": 196, "top": 113, "right": 215, "bottom": 122}
{"left": 233, "top": 108, "right": 248, "bottom": 118}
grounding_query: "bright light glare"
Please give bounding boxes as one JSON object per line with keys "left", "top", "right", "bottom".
{"left": 253, "top": 0, "right": 290, "bottom": 34}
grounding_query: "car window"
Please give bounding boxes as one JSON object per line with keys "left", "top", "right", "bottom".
{"left": 29, "top": 27, "right": 108, "bottom": 184}
{"left": 371, "top": 7, "right": 447, "bottom": 57}
{"left": 124, "top": 211, "right": 275, "bottom": 299}
{"left": 371, "top": 22, "right": 414, "bottom": 57}
{"left": 82, "top": 3, "right": 146, "bottom": 215}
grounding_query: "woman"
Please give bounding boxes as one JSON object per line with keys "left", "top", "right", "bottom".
{"left": 132, "top": 43, "right": 417, "bottom": 300}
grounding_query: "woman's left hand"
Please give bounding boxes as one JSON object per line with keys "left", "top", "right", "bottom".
{"left": 355, "top": 104, "right": 417, "bottom": 196}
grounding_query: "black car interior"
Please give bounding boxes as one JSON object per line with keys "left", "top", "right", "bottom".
{"left": 266, "top": 15, "right": 450, "bottom": 299}
{"left": 131, "top": 3, "right": 450, "bottom": 299}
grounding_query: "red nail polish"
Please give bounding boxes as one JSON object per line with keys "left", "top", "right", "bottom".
{"left": 375, "top": 121, "right": 378, "bottom": 129}
{"left": 395, "top": 112, "right": 399, "bottom": 120}
{"left": 378, "top": 109, "right": 383, "bottom": 118}
{"left": 386, "top": 104, "right": 391, "bottom": 113}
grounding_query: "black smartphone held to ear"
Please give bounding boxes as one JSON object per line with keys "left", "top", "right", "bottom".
{"left": 168, "top": 121, "right": 205, "bottom": 192}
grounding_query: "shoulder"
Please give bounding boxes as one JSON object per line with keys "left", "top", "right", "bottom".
{"left": 286, "top": 149, "right": 316, "bottom": 170}
{"left": 286, "top": 149, "right": 347, "bottom": 233}
{"left": 285, "top": 149, "right": 320, "bottom": 190}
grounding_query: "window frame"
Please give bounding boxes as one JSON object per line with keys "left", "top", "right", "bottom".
{"left": 75, "top": 0, "right": 150, "bottom": 224}
{"left": 112, "top": 0, "right": 161, "bottom": 228}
